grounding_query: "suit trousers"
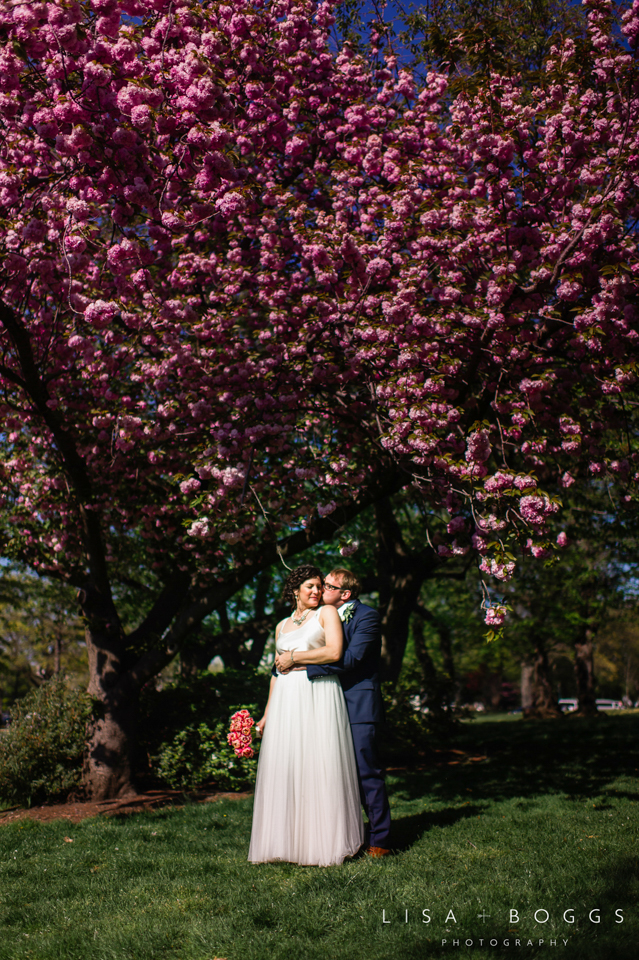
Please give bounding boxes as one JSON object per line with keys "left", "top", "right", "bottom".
{"left": 350, "top": 722, "right": 391, "bottom": 848}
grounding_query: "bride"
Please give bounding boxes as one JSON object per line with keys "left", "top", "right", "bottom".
{"left": 248, "top": 564, "right": 364, "bottom": 866}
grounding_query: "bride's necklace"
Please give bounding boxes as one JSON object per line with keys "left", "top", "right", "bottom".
{"left": 291, "top": 607, "right": 311, "bottom": 627}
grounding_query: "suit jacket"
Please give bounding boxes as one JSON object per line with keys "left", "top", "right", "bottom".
{"left": 306, "top": 600, "right": 385, "bottom": 724}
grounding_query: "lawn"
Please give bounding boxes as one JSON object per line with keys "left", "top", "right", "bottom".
{"left": 0, "top": 714, "right": 637, "bottom": 960}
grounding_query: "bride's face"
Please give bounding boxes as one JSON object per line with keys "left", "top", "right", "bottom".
{"left": 297, "top": 577, "right": 322, "bottom": 609}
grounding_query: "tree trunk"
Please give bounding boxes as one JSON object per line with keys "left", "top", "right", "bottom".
{"left": 379, "top": 570, "right": 426, "bottom": 683}
{"left": 438, "top": 621, "right": 455, "bottom": 687}
{"left": 83, "top": 691, "right": 138, "bottom": 800}
{"left": 412, "top": 614, "right": 439, "bottom": 688}
{"left": 574, "top": 629, "right": 598, "bottom": 717}
{"left": 80, "top": 582, "right": 137, "bottom": 800}
{"left": 412, "top": 614, "right": 455, "bottom": 723}
{"left": 414, "top": 602, "right": 455, "bottom": 683}
{"left": 521, "top": 660, "right": 534, "bottom": 715}
{"left": 528, "top": 636, "right": 562, "bottom": 718}
{"left": 376, "top": 499, "right": 439, "bottom": 684}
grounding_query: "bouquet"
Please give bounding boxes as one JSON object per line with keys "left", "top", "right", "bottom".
{"left": 227, "top": 709, "right": 255, "bottom": 759}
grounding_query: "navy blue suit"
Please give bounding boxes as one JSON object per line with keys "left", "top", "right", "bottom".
{"left": 307, "top": 600, "right": 391, "bottom": 848}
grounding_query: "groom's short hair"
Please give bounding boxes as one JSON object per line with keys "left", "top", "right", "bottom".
{"left": 330, "top": 568, "right": 361, "bottom": 598}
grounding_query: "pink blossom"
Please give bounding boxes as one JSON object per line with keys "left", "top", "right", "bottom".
{"left": 180, "top": 478, "right": 201, "bottom": 495}
{"left": 484, "top": 606, "right": 507, "bottom": 627}
{"left": 471, "top": 533, "right": 490, "bottom": 554}
{"left": 340, "top": 541, "right": 359, "bottom": 557}
{"left": 84, "top": 300, "right": 118, "bottom": 328}
{"left": 519, "top": 495, "right": 558, "bottom": 526}
{"left": 557, "top": 532, "right": 569, "bottom": 547}
{"left": 215, "top": 192, "right": 245, "bottom": 217}
{"left": 187, "top": 518, "right": 211, "bottom": 538}
{"left": 556, "top": 280, "right": 583, "bottom": 301}
{"left": 480, "top": 558, "right": 515, "bottom": 580}
{"left": 367, "top": 257, "right": 391, "bottom": 279}
{"left": 131, "top": 104, "right": 152, "bottom": 130}
{"left": 562, "top": 440, "right": 581, "bottom": 453}
{"left": 66, "top": 198, "right": 91, "bottom": 221}
{"left": 318, "top": 501, "right": 337, "bottom": 518}
{"left": 465, "top": 431, "right": 491, "bottom": 464}
{"left": 483, "top": 472, "right": 514, "bottom": 493}
{"left": 447, "top": 516, "right": 466, "bottom": 534}
{"left": 476, "top": 514, "right": 507, "bottom": 533}
{"left": 530, "top": 543, "right": 551, "bottom": 559}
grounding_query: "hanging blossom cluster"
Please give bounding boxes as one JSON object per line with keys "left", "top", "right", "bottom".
{"left": 0, "top": 0, "right": 637, "bottom": 620}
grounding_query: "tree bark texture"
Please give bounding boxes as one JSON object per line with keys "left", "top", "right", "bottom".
{"left": 375, "top": 499, "right": 440, "bottom": 684}
{"left": 80, "top": 582, "right": 138, "bottom": 800}
{"left": 411, "top": 613, "right": 456, "bottom": 724}
{"left": 520, "top": 660, "right": 534, "bottom": 715}
{"left": 574, "top": 629, "right": 598, "bottom": 716}
{"left": 527, "top": 636, "right": 562, "bottom": 718}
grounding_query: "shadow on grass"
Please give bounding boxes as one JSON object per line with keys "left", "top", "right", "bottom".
{"left": 388, "top": 713, "right": 639, "bottom": 809}
{"left": 391, "top": 803, "right": 483, "bottom": 851}
{"left": 364, "top": 855, "right": 639, "bottom": 960}
{"left": 459, "top": 854, "right": 639, "bottom": 960}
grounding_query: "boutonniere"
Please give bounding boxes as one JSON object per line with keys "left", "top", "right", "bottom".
{"left": 341, "top": 604, "right": 355, "bottom": 623}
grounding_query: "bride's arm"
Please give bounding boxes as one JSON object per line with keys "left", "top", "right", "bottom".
{"left": 255, "top": 675, "right": 277, "bottom": 735}
{"left": 278, "top": 606, "right": 343, "bottom": 667}
{"left": 256, "top": 619, "right": 287, "bottom": 732}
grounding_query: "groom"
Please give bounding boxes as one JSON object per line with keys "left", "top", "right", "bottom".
{"left": 307, "top": 568, "right": 392, "bottom": 857}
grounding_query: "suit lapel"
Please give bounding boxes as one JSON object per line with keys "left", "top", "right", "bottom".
{"left": 342, "top": 599, "right": 360, "bottom": 647}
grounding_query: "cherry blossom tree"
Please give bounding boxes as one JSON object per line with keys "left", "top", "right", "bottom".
{"left": 0, "top": 0, "right": 639, "bottom": 796}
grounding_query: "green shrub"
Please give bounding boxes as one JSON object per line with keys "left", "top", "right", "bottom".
{"left": 140, "top": 667, "right": 270, "bottom": 792}
{"left": 156, "top": 719, "right": 258, "bottom": 792}
{"left": 0, "top": 679, "right": 92, "bottom": 807}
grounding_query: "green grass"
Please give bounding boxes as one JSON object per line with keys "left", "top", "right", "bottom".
{"left": 1, "top": 714, "right": 638, "bottom": 960}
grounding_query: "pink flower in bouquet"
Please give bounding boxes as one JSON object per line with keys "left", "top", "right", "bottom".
{"left": 227, "top": 710, "right": 256, "bottom": 758}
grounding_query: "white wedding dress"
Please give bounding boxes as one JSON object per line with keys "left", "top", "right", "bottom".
{"left": 248, "top": 609, "right": 364, "bottom": 866}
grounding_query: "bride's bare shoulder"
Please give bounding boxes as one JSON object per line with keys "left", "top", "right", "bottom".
{"left": 275, "top": 616, "right": 289, "bottom": 639}
{"left": 318, "top": 604, "right": 341, "bottom": 624}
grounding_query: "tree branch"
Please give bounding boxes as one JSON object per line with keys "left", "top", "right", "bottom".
{"left": 123, "top": 462, "right": 409, "bottom": 690}
{"left": 0, "top": 301, "right": 111, "bottom": 595}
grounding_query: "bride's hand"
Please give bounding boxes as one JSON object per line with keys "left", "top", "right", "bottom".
{"left": 275, "top": 651, "right": 293, "bottom": 672}
{"left": 256, "top": 716, "right": 266, "bottom": 736}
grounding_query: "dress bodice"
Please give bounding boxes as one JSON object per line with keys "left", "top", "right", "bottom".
{"left": 277, "top": 609, "right": 325, "bottom": 653}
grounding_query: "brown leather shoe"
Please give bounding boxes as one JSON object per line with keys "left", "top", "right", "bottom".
{"left": 366, "top": 845, "right": 391, "bottom": 857}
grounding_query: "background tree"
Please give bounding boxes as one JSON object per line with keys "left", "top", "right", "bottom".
{"left": 0, "top": 570, "right": 87, "bottom": 710}
{"left": 393, "top": 0, "right": 587, "bottom": 80}
{"left": 594, "top": 610, "right": 639, "bottom": 703}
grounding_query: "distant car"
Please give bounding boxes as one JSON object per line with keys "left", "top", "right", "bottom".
{"left": 595, "top": 699, "right": 624, "bottom": 711}
{"left": 558, "top": 698, "right": 578, "bottom": 713}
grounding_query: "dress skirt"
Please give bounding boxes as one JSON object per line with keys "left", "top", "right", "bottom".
{"left": 248, "top": 670, "right": 364, "bottom": 867}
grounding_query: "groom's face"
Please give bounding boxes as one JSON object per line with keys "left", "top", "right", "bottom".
{"left": 322, "top": 573, "right": 351, "bottom": 608}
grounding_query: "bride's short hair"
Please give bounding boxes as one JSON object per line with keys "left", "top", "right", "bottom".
{"left": 329, "top": 568, "right": 361, "bottom": 598}
{"left": 282, "top": 564, "right": 323, "bottom": 608}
